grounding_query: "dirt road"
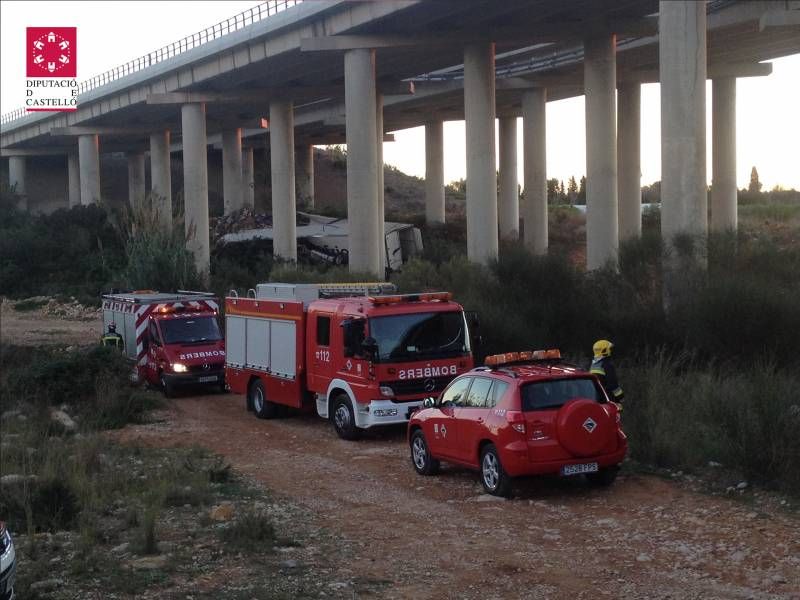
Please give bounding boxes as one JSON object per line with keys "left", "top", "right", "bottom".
{"left": 118, "top": 394, "right": 800, "bottom": 600}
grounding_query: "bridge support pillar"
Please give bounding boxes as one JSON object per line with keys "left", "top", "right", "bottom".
{"left": 584, "top": 34, "right": 618, "bottom": 270}
{"left": 67, "top": 152, "right": 80, "bottom": 208}
{"left": 712, "top": 77, "right": 737, "bottom": 232}
{"left": 150, "top": 130, "right": 172, "bottom": 228}
{"left": 498, "top": 116, "right": 519, "bottom": 240}
{"left": 376, "top": 92, "right": 386, "bottom": 272}
{"left": 424, "top": 120, "right": 445, "bottom": 225}
{"left": 180, "top": 102, "right": 210, "bottom": 276}
{"left": 243, "top": 147, "right": 255, "bottom": 210}
{"left": 222, "top": 128, "right": 243, "bottom": 215}
{"left": 344, "top": 48, "right": 381, "bottom": 276}
{"left": 295, "top": 145, "right": 314, "bottom": 209}
{"left": 127, "top": 152, "right": 146, "bottom": 210}
{"left": 270, "top": 99, "right": 297, "bottom": 262}
{"left": 8, "top": 156, "right": 27, "bottom": 211}
{"left": 522, "top": 88, "right": 547, "bottom": 255}
{"left": 464, "top": 42, "right": 498, "bottom": 265}
{"left": 618, "top": 82, "right": 641, "bottom": 240}
{"left": 660, "top": 0, "right": 707, "bottom": 243}
{"left": 78, "top": 134, "right": 101, "bottom": 205}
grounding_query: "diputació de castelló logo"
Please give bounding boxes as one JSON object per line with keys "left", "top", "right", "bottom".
{"left": 25, "top": 26, "right": 78, "bottom": 112}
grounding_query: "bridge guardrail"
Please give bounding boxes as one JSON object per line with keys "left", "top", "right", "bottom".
{"left": 1, "top": 0, "right": 301, "bottom": 126}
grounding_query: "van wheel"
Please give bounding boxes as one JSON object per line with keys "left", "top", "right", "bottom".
{"left": 410, "top": 430, "right": 439, "bottom": 475}
{"left": 480, "top": 444, "right": 512, "bottom": 497}
{"left": 332, "top": 395, "right": 359, "bottom": 440}
{"left": 160, "top": 373, "right": 175, "bottom": 398}
{"left": 251, "top": 380, "right": 278, "bottom": 419}
{"left": 587, "top": 466, "right": 619, "bottom": 487}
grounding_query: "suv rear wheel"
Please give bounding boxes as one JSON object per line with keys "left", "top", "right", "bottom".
{"left": 332, "top": 394, "right": 359, "bottom": 440}
{"left": 587, "top": 466, "right": 619, "bottom": 487}
{"left": 251, "top": 380, "right": 279, "bottom": 419}
{"left": 480, "top": 444, "right": 512, "bottom": 497}
{"left": 410, "top": 430, "right": 440, "bottom": 475}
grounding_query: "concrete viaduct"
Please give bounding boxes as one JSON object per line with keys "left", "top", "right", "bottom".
{"left": 2, "top": 0, "right": 799, "bottom": 276}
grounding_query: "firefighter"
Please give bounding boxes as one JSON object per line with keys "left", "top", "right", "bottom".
{"left": 101, "top": 322, "right": 124, "bottom": 350}
{"left": 590, "top": 339, "right": 624, "bottom": 402}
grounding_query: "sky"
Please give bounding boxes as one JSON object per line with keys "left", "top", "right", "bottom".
{"left": 1, "top": 1, "right": 798, "bottom": 190}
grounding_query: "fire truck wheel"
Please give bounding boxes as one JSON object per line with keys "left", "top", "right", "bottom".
{"left": 410, "top": 430, "right": 440, "bottom": 475}
{"left": 251, "top": 380, "right": 279, "bottom": 419}
{"left": 480, "top": 444, "right": 512, "bottom": 498}
{"left": 332, "top": 394, "right": 360, "bottom": 440}
{"left": 160, "top": 373, "right": 175, "bottom": 398}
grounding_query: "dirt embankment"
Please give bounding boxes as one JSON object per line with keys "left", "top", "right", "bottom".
{"left": 4, "top": 307, "right": 800, "bottom": 599}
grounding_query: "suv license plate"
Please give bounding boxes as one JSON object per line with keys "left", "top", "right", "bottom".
{"left": 561, "top": 462, "right": 599, "bottom": 476}
{"left": 198, "top": 376, "right": 218, "bottom": 383}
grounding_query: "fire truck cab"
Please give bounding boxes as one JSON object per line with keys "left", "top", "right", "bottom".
{"left": 225, "top": 283, "right": 475, "bottom": 439}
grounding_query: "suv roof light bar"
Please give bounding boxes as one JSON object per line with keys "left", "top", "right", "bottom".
{"left": 484, "top": 349, "right": 562, "bottom": 367}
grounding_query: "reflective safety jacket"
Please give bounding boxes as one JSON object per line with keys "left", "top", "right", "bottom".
{"left": 590, "top": 357, "right": 624, "bottom": 401}
{"left": 101, "top": 333, "right": 124, "bottom": 350}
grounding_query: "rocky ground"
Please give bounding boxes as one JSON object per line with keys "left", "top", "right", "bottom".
{"left": 2, "top": 305, "right": 799, "bottom": 599}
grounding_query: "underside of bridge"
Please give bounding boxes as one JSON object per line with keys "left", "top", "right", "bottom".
{"left": 2, "top": 0, "right": 799, "bottom": 276}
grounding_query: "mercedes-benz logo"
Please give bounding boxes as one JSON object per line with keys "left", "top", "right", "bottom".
{"left": 202, "top": 363, "right": 210, "bottom": 371}
{"left": 424, "top": 378, "right": 436, "bottom": 392}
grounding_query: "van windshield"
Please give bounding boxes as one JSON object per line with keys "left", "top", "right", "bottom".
{"left": 521, "top": 377, "right": 604, "bottom": 411}
{"left": 368, "top": 311, "right": 470, "bottom": 362}
{"left": 160, "top": 316, "right": 222, "bottom": 345}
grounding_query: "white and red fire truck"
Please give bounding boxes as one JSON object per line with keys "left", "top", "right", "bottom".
{"left": 224, "top": 283, "right": 475, "bottom": 439}
{"left": 101, "top": 291, "right": 225, "bottom": 396}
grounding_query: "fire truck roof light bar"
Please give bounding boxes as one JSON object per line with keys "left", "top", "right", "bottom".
{"left": 484, "top": 349, "right": 562, "bottom": 367}
{"left": 317, "top": 282, "right": 397, "bottom": 298}
{"left": 367, "top": 292, "right": 453, "bottom": 305}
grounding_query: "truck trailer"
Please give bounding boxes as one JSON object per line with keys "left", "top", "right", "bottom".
{"left": 101, "top": 291, "right": 225, "bottom": 396}
{"left": 224, "top": 283, "right": 475, "bottom": 439}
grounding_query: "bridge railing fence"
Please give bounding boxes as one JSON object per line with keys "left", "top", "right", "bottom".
{"left": 1, "top": 0, "right": 301, "bottom": 125}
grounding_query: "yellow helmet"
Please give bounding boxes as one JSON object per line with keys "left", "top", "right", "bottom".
{"left": 593, "top": 339, "right": 613, "bottom": 358}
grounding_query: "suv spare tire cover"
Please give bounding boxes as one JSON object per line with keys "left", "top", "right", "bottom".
{"left": 556, "top": 399, "right": 615, "bottom": 457}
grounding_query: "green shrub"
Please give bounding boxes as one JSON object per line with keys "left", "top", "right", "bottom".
{"left": 219, "top": 511, "right": 277, "bottom": 552}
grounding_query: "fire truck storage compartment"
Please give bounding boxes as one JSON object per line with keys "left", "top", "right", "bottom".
{"left": 226, "top": 313, "right": 298, "bottom": 378}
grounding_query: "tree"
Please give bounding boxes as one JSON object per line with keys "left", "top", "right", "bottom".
{"left": 576, "top": 176, "right": 587, "bottom": 205}
{"left": 748, "top": 166, "right": 762, "bottom": 193}
{"left": 567, "top": 176, "right": 578, "bottom": 204}
{"left": 547, "top": 178, "right": 561, "bottom": 204}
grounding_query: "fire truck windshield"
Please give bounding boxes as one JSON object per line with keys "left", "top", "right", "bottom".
{"left": 368, "top": 311, "right": 470, "bottom": 362}
{"left": 160, "top": 316, "right": 222, "bottom": 345}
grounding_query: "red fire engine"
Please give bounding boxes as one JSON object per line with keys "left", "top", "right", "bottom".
{"left": 224, "top": 283, "right": 475, "bottom": 439}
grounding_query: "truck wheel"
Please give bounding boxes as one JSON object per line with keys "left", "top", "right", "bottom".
{"left": 587, "top": 466, "right": 619, "bottom": 487}
{"left": 160, "top": 373, "right": 175, "bottom": 398}
{"left": 410, "top": 430, "right": 439, "bottom": 475}
{"left": 480, "top": 443, "right": 512, "bottom": 497}
{"left": 332, "top": 394, "right": 359, "bottom": 440}
{"left": 251, "top": 380, "right": 279, "bottom": 419}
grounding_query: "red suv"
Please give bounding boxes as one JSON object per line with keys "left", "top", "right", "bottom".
{"left": 408, "top": 350, "right": 627, "bottom": 496}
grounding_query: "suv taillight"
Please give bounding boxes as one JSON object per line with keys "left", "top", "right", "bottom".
{"left": 506, "top": 410, "right": 526, "bottom": 434}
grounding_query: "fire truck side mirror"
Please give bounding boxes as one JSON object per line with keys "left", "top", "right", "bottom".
{"left": 466, "top": 311, "right": 480, "bottom": 330}
{"left": 423, "top": 397, "right": 436, "bottom": 409}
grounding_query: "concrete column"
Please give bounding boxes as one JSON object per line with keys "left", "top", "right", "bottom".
{"left": 180, "top": 102, "right": 210, "bottom": 276}
{"left": 424, "top": 121, "right": 445, "bottom": 225}
{"left": 242, "top": 147, "right": 255, "bottom": 210}
{"left": 344, "top": 48, "right": 381, "bottom": 276}
{"left": 67, "top": 152, "right": 80, "bottom": 208}
{"left": 78, "top": 134, "right": 101, "bottom": 205}
{"left": 584, "top": 35, "right": 618, "bottom": 270}
{"left": 376, "top": 92, "right": 386, "bottom": 273}
{"left": 522, "top": 88, "right": 547, "bottom": 254}
{"left": 150, "top": 130, "right": 172, "bottom": 228}
{"left": 464, "top": 42, "right": 498, "bottom": 265}
{"left": 270, "top": 99, "right": 297, "bottom": 261}
{"left": 295, "top": 145, "right": 314, "bottom": 209}
{"left": 126, "top": 152, "right": 146, "bottom": 210}
{"left": 222, "top": 128, "right": 243, "bottom": 215}
{"left": 712, "top": 77, "right": 737, "bottom": 231}
{"left": 617, "top": 83, "right": 642, "bottom": 240}
{"left": 498, "top": 116, "right": 519, "bottom": 239}
{"left": 660, "top": 0, "right": 707, "bottom": 241}
{"left": 8, "top": 156, "right": 27, "bottom": 211}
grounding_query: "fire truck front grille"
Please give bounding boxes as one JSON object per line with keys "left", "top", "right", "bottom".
{"left": 188, "top": 362, "right": 224, "bottom": 373}
{"left": 381, "top": 376, "right": 454, "bottom": 398}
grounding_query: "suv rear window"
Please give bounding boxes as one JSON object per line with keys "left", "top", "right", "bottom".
{"left": 521, "top": 377, "right": 604, "bottom": 411}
